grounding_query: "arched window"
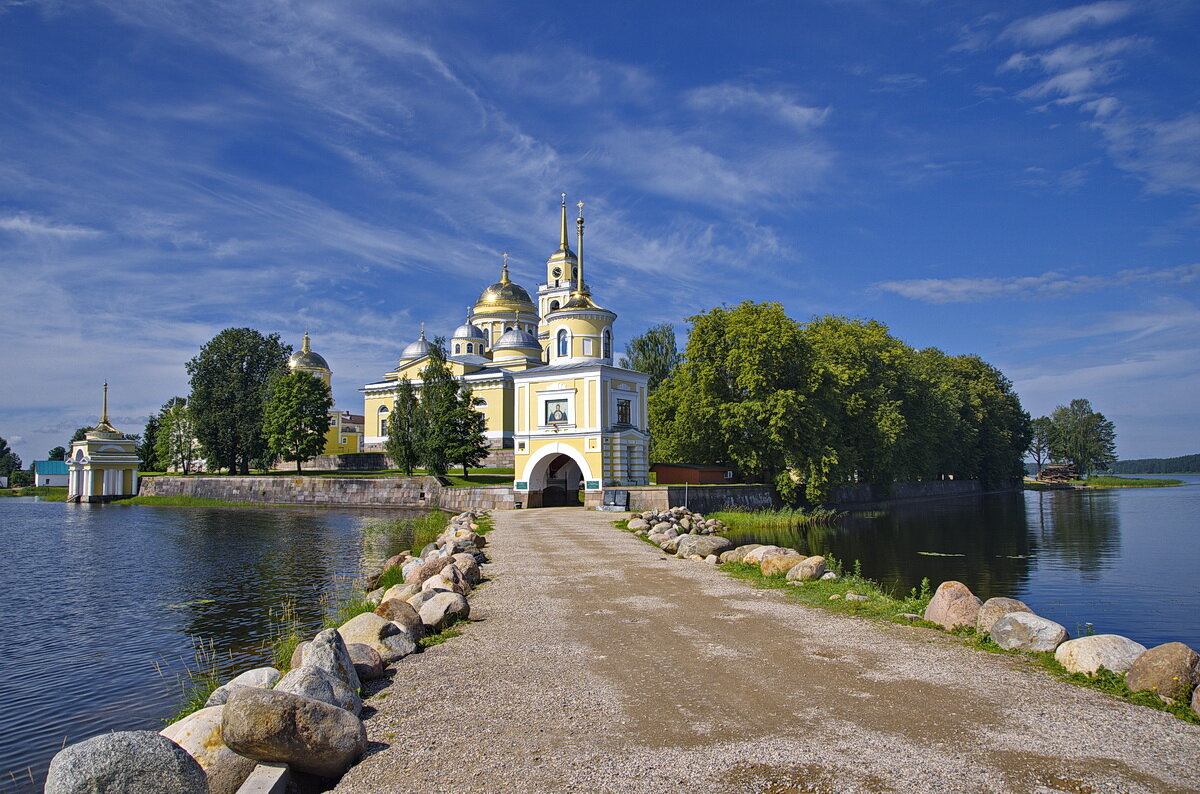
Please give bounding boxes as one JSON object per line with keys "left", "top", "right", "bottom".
{"left": 557, "top": 329, "right": 569, "bottom": 357}
{"left": 466, "top": 342, "right": 474, "bottom": 354}
{"left": 378, "top": 404, "right": 389, "bottom": 435}
{"left": 549, "top": 299, "right": 560, "bottom": 312}
{"left": 603, "top": 328, "right": 611, "bottom": 359}
{"left": 454, "top": 343, "right": 461, "bottom": 354}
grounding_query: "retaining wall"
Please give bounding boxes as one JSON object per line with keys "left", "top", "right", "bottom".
{"left": 140, "top": 476, "right": 514, "bottom": 511}
{"left": 830, "top": 478, "right": 1022, "bottom": 508}
{"left": 588, "top": 485, "right": 779, "bottom": 513}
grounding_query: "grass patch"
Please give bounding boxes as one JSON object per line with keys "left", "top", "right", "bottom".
{"left": 719, "top": 560, "right": 933, "bottom": 621}
{"left": 420, "top": 619, "right": 465, "bottom": 648}
{"left": 161, "top": 637, "right": 227, "bottom": 724}
{"left": 1077, "top": 476, "right": 1184, "bottom": 488}
{"left": 441, "top": 474, "right": 514, "bottom": 488}
{"left": 0, "top": 486, "right": 68, "bottom": 501}
{"left": 710, "top": 506, "right": 842, "bottom": 531}
{"left": 266, "top": 598, "right": 303, "bottom": 672}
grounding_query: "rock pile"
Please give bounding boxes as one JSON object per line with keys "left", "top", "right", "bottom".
{"left": 46, "top": 511, "right": 490, "bottom": 794}
{"left": 627, "top": 507, "right": 730, "bottom": 545}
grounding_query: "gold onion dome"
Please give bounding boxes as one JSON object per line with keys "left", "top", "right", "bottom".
{"left": 288, "top": 332, "right": 329, "bottom": 370}
{"left": 476, "top": 257, "right": 535, "bottom": 310}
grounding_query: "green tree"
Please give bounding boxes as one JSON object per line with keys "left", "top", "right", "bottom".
{"left": 946, "top": 355, "right": 1031, "bottom": 486}
{"left": 48, "top": 446, "right": 67, "bottom": 461}
{"left": 385, "top": 378, "right": 422, "bottom": 475}
{"left": 10, "top": 469, "right": 32, "bottom": 487}
{"left": 68, "top": 427, "right": 90, "bottom": 448}
{"left": 262, "top": 371, "right": 333, "bottom": 473}
{"left": 137, "top": 415, "right": 161, "bottom": 471}
{"left": 450, "top": 386, "right": 490, "bottom": 477}
{"left": 1028, "top": 416, "right": 1054, "bottom": 474}
{"left": 186, "top": 328, "right": 291, "bottom": 474}
{"left": 618, "top": 323, "right": 681, "bottom": 395}
{"left": 415, "top": 338, "right": 461, "bottom": 477}
{"left": 0, "top": 437, "right": 21, "bottom": 479}
{"left": 1049, "top": 398, "right": 1117, "bottom": 477}
{"left": 156, "top": 397, "right": 201, "bottom": 474}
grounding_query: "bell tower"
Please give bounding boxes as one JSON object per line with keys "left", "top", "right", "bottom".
{"left": 537, "top": 193, "right": 580, "bottom": 340}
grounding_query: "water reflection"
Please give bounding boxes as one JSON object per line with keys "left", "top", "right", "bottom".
{"left": 1027, "top": 491, "right": 1121, "bottom": 578}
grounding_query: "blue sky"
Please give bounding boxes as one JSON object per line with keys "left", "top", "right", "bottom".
{"left": 1, "top": 0, "right": 1198, "bottom": 464}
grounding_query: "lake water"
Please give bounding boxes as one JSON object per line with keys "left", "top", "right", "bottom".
{"left": 0, "top": 501, "right": 424, "bottom": 792}
{"left": 724, "top": 475, "right": 1200, "bottom": 649}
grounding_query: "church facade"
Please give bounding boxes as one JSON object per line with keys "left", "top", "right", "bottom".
{"left": 286, "top": 332, "right": 364, "bottom": 456}
{"left": 361, "top": 197, "right": 650, "bottom": 506}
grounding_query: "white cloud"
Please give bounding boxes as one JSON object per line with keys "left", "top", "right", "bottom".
{"left": 1001, "top": 37, "right": 1143, "bottom": 106}
{"left": 1095, "top": 112, "right": 1200, "bottom": 195}
{"left": 1002, "top": 1, "right": 1135, "bottom": 46}
{"left": 685, "top": 83, "right": 830, "bottom": 131}
{"left": 0, "top": 213, "right": 101, "bottom": 237}
{"left": 874, "top": 264, "right": 1200, "bottom": 303}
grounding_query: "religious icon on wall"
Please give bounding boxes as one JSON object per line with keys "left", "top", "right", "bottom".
{"left": 546, "top": 399, "right": 569, "bottom": 424}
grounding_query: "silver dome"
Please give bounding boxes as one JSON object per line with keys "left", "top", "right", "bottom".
{"left": 493, "top": 327, "right": 540, "bottom": 350}
{"left": 452, "top": 322, "right": 487, "bottom": 341}
{"left": 399, "top": 333, "right": 432, "bottom": 361}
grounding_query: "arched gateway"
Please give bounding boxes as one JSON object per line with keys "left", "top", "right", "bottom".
{"left": 521, "top": 445, "right": 592, "bottom": 508}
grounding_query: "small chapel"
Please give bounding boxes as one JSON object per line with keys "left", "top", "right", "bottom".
{"left": 361, "top": 196, "right": 651, "bottom": 506}
{"left": 67, "top": 383, "right": 141, "bottom": 502}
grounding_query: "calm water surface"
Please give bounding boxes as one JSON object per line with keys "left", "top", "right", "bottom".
{"left": 724, "top": 475, "right": 1200, "bottom": 649}
{"left": 0, "top": 501, "right": 424, "bottom": 792}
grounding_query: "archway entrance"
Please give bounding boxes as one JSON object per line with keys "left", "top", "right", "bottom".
{"left": 523, "top": 448, "right": 589, "bottom": 508}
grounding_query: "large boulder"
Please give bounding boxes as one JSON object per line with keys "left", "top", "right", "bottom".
{"left": 300, "top": 628, "right": 360, "bottom": 692}
{"left": 46, "top": 730, "right": 208, "bottom": 794}
{"left": 659, "top": 536, "right": 682, "bottom": 554}
{"left": 1193, "top": 684, "right": 1200, "bottom": 715}
{"left": 627, "top": 518, "right": 649, "bottom": 531}
{"left": 989, "top": 613, "right": 1069, "bottom": 653}
{"left": 274, "top": 666, "right": 361, "bottom": 715}
{"left": 675, "top": 534, "right": 734, "bottom": 560}
{"left": 374, "top": 598, "right": 427, "bottom": 641}
{"left": 221, "top": 688, "right": 367, "bottom": 780}
{"left": 205, "top": 666, "right": 281, "bottom": 708}
{"left": 743, "top": 545, "right": 783, "bottom": 565}
{"left": 422, "top": 564, "right": 470, "bottom": 595}
{"left": 338, "top": 612, "right": 417, "bottom": 663}
{"left": 760, "top": 550, "right": 804, "bottom": 578}
{"left": 382, "top": 582, "right": 421, "bottom": 602}
{"left": 418, "top": 591, "right": 470, "bottom": 633}
{"left": 161, "top": 706, "right": 254, "bottom": 794}
{"left": 345, "top": 643, "right": 384, "bottom": 681}
{"left": 450, "top": 553, "right": 481, "bottom": 584}
{"left": 1055, "top": 634, "right": 1147, "bottom": 676}
{"left": 976, "top": 597, "right": 1034, "bottom": 635}
{"left": 923, "top": 581, "right": 982, "bottom": 631}
{"left": 404, "top": 556, "right": 455, "bottom": 585}
{"left": 785, "top": 556, "right": 827, "bottom": 582}
{"left": 1125, "top": 642, "right": 1200, "bottom": 700}
{"left": 720, "top": 544, "right": 764, "bottom": 564}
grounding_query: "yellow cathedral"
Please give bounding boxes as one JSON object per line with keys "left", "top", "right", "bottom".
{"left": 361, "top": 196, "right": 651, "bottom": 506}
{"left": 286, "top": 332, "right": 364, "bottom": 455}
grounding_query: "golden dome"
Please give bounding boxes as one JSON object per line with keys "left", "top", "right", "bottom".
{"left": 476, "top": 259, "right": 535, "bottom": 310}
{"left": 288, "top": 332, "right": 329, "bottom": 370}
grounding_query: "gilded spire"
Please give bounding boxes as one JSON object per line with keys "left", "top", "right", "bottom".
{"left": 559, "top": 193, "right": 570, "bottom": 252}
{"left": 562, "top": 200, "right": 598, "bottom": 309}
{"left": 501, "top": 252, "right": 511, "bottom": 284}
{"left": 301, "top": 331, "right": 311, "bottom": 353}
{"left": 91, "top": 381, "right": 119, "bottom": 434}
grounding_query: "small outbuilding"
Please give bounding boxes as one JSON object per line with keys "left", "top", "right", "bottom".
{"left": 67, "top": 383, "right": 141, "bottom": 503}
{"left": 31, "top": 460, "right": 69, "bottom": 487}
{"left": 651, "top": 463, "right": 737, "bottom": 485}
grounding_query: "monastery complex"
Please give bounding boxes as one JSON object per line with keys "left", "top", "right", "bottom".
{"left": 293, "top": 197, "right": 651, "bottom": 507}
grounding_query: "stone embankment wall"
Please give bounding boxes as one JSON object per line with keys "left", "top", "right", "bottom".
{"left": 302, "top": 447, "right": 514, "bottom": 470}
{"left": 141, "top": 476, "right": 515, "bottom": 512}
{"left": 590, "top": 485, "right": 778, "bottom": 513}
{"left": 830, "top": 478, "right": 1022, "bottom": 508}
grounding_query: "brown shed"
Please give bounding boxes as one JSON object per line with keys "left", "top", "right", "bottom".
{"left": 651, "top": 463, "right": 737, "bottom": 485}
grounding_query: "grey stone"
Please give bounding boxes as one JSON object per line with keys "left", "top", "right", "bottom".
{"left": 289, "top": 642, "right": 308, "bottom": 672}
{"left": 46, "top": 730, "right": 208, "bottom": 794}
{"left": 300, "top": 628, "right": 360, "bottom": 692}
{"left": 627, "top": 518, "right": 649, "bottom": 531}
{"left": 675, "top": 534, "right": 734, "bottom": 560}
{"left": 1125, "top": 642, "right": 1200, "bottom": 700}
{"left": 990, "top": 613, "right": 1069, "bottom": 652}
{"left": 1055, "top": 634, "right": 1148, "bottom": 676}
{"left": 221, "top": 688, "right": 367, "bottom": 780}
{"left": 923, "top": 581, "right": 982, "bottom": 631}
{"left": 364, "top": 588, "right": 385, "bottom": 607}
{"left": 651, "top": 521, "right": 672, "bottom": 534}
{"left": 274, "top": 666, "right": 361, "bottom": 715}
{"left": 719, "top": 544, "right": 763, "bottom": 564}
{"left": 845, "top": 593, "right": 869, "bottom": 602}
{"left": 785, "top": 555, "right": 827, "bottom": 582}
{"left": 405, "top": 556, "right": 456, "bottom": 585}
{"left": 1193, "top": 684, "right": 1200, "bottom": 715}
{"left": 896, "top": 613, "right": 923, "bottom": 621}
{"left": 742, "top": 545, "right": 783, "bottom": 565}
{"left": 449, "top": 553, "right": 481, "bottom": 584}
{"left": 345, "top": 643, "right": 384, "bottom": 681}
{"left": 704, "top": 554, "right": 718, "bottom": 564}
{"left": 161, "top": 706, "right": 253, "bottom": 794}
{"left": 205, "top": 667, "right": 282, "bottom": 708}
{"left": 820, "top": 571, "right": 838, "bottom": 580}
{"left": 976, "top": 597, "right": 1034, "bottom": 635}
{"left": 760, "top": 550, "right": 804, "bottom": 577}
{"left": 338, "top": 611, "right": 417, "bottom": 664}
{"left": 646, "top": 533, "right": 668, "bottom": 545}
{"left": 382, "top": 582, "right": 421, "bottom": 602}
{"left": 374, "top": 597, "right": 427, "bottom": 641}
{"left": 418, "top": 590, "right": 470, "bottom": 632}
{"left": 659, "top": 536, "right": 682, "bottom": 553}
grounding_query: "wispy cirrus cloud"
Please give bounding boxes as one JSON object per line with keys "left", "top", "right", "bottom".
{"left": 874, "top": 264, "right": 1200, "bottom": 303}
{"left": 1001, "top": 1, "right": 1135, "bottom": 45}
{"left": 0, "top": 213, "right": 102, "bottom": 237}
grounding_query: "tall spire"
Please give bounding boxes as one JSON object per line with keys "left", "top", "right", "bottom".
{"left": 574, "top": 201, "right": 587, "bottom": 296}
{"left": 101, "top": 381, "right": 109, "bottom": 425}
{"left": 559, "top": 193, "right": 570, "bottom": 252}
{"left": 500, "top": 252, "right": 510, "bottom": 284}
{"left": 301, "top": 331, "right": 312, "bottom": 353}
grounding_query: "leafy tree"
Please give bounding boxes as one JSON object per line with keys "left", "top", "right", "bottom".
{"left": 385, "top": 378, "right": 422, "bottom": 475}
{"left": 156, "top": 397, "right": 201, "bottom": 474}
{"left": 10, "top": 469, "right": 32, "bottom": 487}
{"left": 1028, "top": 416, "right": 1054, "bottom": 474}
{"left": 186, "top": 328, "right": 291, "bottom": 475}
{"left": 416, "top": 338, "right": 461, "bottom": 477}
{"left": 69, "top": 427, "right": 90, "bottom": 447}
{"left": 0, "top": 437, "right": 21, "bottom": 478}
{"left": 946, "top": 355, "right": 1031, "bottom": 486}
{"left": 1049, "top": 398, "right": 1117, "bottom": 477}
{"left": 48, "top": 446, "right": 67, "bottom": 461}
{"left": 450, "top": 386, "right": 490, "bottom": 477}
{"left": 262, "top": 371, "right": 333, "bottom": 472}
{"left": 618, "top": 323, "right": 681, "bottom": 395}
{"left": 137, "top": 416, "right": 161, "bottom": 471}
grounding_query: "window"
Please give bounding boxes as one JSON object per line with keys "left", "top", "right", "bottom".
{"left": 380, "top": 418, "right": 388, "bottom": 434}
{"left": 546, "top": 399, "right": 569, "bottom": 424}
{"left": 550, "top": 299, "right": 560, "bottom": 311}
{"left": 616, "top": 398, "right": 631, "bottom": 426}
{"left": 603, "top": 328, "right": 611, "bottom": 359}
{"left": 454, "top": 343, "right": 461, "bottom": 354}
{"left": 582, "top": 338, "right": 593, "bottom": 356}
{"left": 626, "top": 446, "right": 636, "bottom": 479}
{"left": 557, "top": 329, "right": 568, "bottom": 357}
{"left": 466, "top": 342, "right": 473, "bottom": 354}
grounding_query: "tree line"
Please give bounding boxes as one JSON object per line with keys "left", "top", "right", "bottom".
{"left": 1027, "top": 399, "right": 1117, "bottom": 477}
{"left": 634, "top": 303, "right": 1032, "bottom": 504}
{"left": 1102, "top": 453, "right": 1196, "bottom": 475}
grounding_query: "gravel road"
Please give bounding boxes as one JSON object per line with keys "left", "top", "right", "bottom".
{"left": 334, "top": 507, "right": 1200, "bottom": 793}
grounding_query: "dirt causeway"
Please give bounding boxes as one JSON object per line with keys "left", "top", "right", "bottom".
{"left": 335, "top": 507, "right": 1200, "bottom": 793}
